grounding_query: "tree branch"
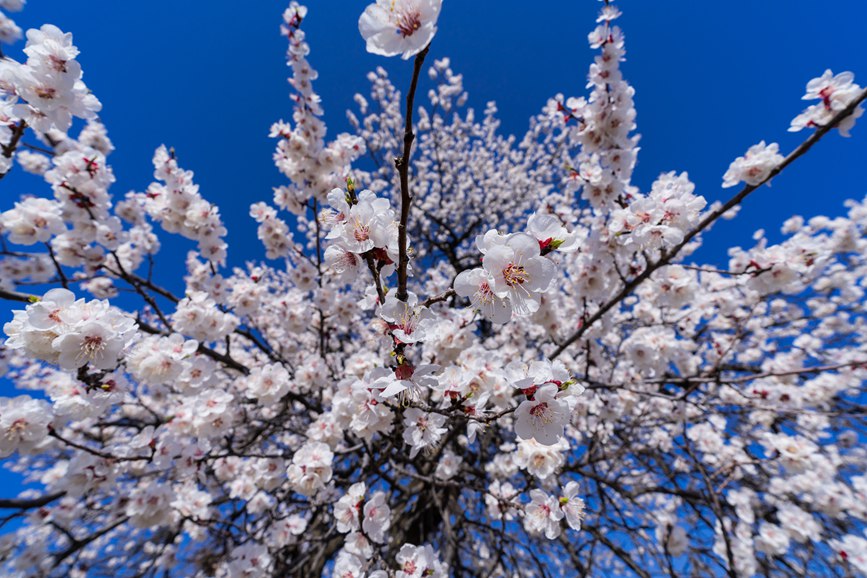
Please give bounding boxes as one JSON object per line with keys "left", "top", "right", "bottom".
{"left": 395, "top": 45, "right": 430, "bottom": 302}
{"left": 550, "top": 86, "right": 867, "bottom": 360}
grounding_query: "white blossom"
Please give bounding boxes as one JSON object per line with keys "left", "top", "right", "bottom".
{"left": 359, "top": 0, "right": 441, "bottom": 60}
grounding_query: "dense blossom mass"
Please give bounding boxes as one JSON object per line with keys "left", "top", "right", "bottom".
{"left": 0, "top": 0, "right": 865, "bottom": 576}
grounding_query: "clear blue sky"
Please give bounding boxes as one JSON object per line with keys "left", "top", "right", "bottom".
{"left": 1, "top": 0, "right": 866, "bottom": 505}
{"left": 4, "top": 0, "right": 867, "bottom": 272}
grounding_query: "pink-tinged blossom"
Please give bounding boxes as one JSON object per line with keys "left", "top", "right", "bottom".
{"left": 245, "top": 362, "right": 292, "bottom": 405}
{"left": 332, "top": 552, "right": 367, "bottom": 578}
{"left": 126, "top": 333, "right": 199, "bottom": 387}
{"left": 326, "top": 189, "right": 395, "bottom": 255}
{"left": 362, "top": 491, "right": 391, "bottom": 543}
{"left": 790, "top": 70, "right": 864, "bottom": 137}
{"left": 0, "top": 11, "right": 22, "bottom": 45}
{"left": 524, "top": 489, "right": 564, "bottom": 540}
{"left": 829, "top": 533, "right": 867, "bottom": 575}
{"left": 559, "top": 481, "right": 586, "bottom": 531}
{"left": 402, "top": 407, "right": 447, "bottom": 458}
{"left": 172, "top": 290, "right": 238, "bottom": 343}
{"left": 334, "top": 481, "right": 366, "bottom": 534}
{"left": 359, "top": 0, "right": 442, "bottom": 60}
{"left": 269, "top": 514, "right": 308, "bottom": 548}
{"left": 344, "top": 532, "right": 374, "bottom": 561}
{"left": 1, "top": 24, "right": 100, "bottom": 132}
{"left": 453, "top": 267, "right": 512, "bottom": 324}
{"left": 377, "top": 362, "right": 438, "bottom": 402}
{"left": 395, "top": 543, "right": 447, "bottom": 578}
{"left": 287, "top": 441, "right": 333, "bottom": 496}
{"left": 378, "top": 292, "right": 435, "bottom": 345}
{"left": 0, "top": 197, "right": 65, "bottom": 245}
{"left": 141, "top": 146, "right": 228, "bottom": 265}
{"left": 514, "top": 384, "right": 570, "bottom": 446}
{"left": 0, "top": 395, "right": 52, "bottom": 457}
{"left": 226, "top": 542, "right": 273, "bottom": 578}
{"left": 4, "top": 288, "right": 136, "bottom": 370}
{"left": 722, "top": 141, "right": 784, "bottom": 188}
{"left": 481, "top": 232, "right": 556, "bottom": 317}
{"left": 514, "top": 438, "right": 568, "bottom": 480}
{"left": 756, "top": 522, "right": 791, "bottom": 556}
{"left": 126, "top": 482, "right": 173, "bottom": 529}
{"left": 486, "top": 480, "right": 519, "bottom": 521}
{"left": 324, "top": 243, "right": 362, "bottom": 281}
{"left": 52, "top": 319, "right": 131, "bottom": 370}
{"left": 526, "top": 212, "right": 579, "bottom": 253}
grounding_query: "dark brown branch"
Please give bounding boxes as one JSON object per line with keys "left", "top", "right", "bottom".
{"left": 0, "top": 287, "right": 37, "bottom": 303}
{"left": 395, "top": 45, "right": 430, "bottom": 302}
{"left": 0, "top": 120, "right": 26, "bottom": 180}
{"left": 0, "top": 492, "right": 66, "bottom": 510}
{"left": 422, "top": 288, "right": 455, "bottom": 307}
{"left": 52, "top": 516, "right": 129, "bottom": 569}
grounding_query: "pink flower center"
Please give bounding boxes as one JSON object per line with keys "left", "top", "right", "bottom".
{"left": 353, "top": 222, "right": 370, "bottom": 242}
{"left": 503, "top": 263, "right": 529, "bottom": 287}
{"left": 529, "top": 401, "right": 555, "bottom": 426}
{"left": 476, "top": 281, "right": 495, "bottom": 304}
{"left": 529, "top": 402, "right": 549, "bottom": 418}
{"left": 395, "top": 11, "right": 422, "bottom": 38}
{"left": 48, "top": 55, "right": 68, "bottom": 73}
{"left": 9, "top": 418, "right": 28, "bottom": 433}
{"left": 341, "top": 251, "right": 360, "bottom": 269}
{"left": 35, "top": 86, "right": 57, "bottom": 100}
{"left": 819, "top": 85, "right": 834, "bottom": 109}
{"left": 82, "top": 335, "right": 105, "bottom": 358}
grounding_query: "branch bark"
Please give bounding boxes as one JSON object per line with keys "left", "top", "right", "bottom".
{"left": 395, "top": 45, "right": 430, "bottom": 302}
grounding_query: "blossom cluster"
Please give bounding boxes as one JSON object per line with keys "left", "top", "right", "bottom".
{"left": 790, "top": 69, "right": 865, "bottom": 136}
{"left": 137, "top": 145, "right": 228, "bottom": 265}
{"left": 546, "top": 4, "right": 639, "bottom": 211}
{"left": 609, "top": 171, "right": 708, "bottom": 250}
{"left": 4, "top": 288, "right": 136, "bottom": 371}
{"left": 266, "top": 2, "right": 365, "bottom": 216}
{"left": 454, "top": 224, "right": 568, "bottom": 323}
{"left": 722, "top": 141, "right": 785, "bottom": 189}
{"left": 0, "top": 0, "right": 24, "bottom": 45}
{"left": 0, "top": 22, "right": 100, "bottom": 145}
{"left": 323, "top": 186, "right": 400, "bottom": 284}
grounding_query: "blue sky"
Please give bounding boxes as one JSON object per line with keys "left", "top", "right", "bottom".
{"left": 4, "top": 0, "right": 867, "bottom": 273}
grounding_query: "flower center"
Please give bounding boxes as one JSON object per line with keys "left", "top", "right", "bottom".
{"left": 9, "top": 418, "right": 28, "bottom": 434}
{"left": 474, "top": 280, "right": 495, "bottom": 305}
{"left": 82, "top": 335, "right": 106, "bottom": 358}
{"left": 49, "top": 55, "right": 69, "bottom": 73}
{"left": 353, "top": 223, "right": 370, "bottom": 242}
{"left": 819, "top": 85, "right": 834, "bottom": 109}
{"left": 395, "top": 11, "right": 422, "bottom": 37}
{"left": 529, "top": 402, "right": 553, "bottom": 425}
{"left": 503, "top": 263, "right": 529, "bottom": 287}
{"left": 35, "top": 86, "right": 57, "bottom": 100}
